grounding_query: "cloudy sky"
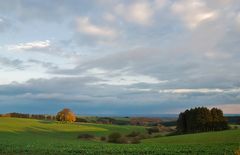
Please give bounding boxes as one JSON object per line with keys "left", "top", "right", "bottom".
{"left": 0, "top": 0, "right": 240, "bottom": 115}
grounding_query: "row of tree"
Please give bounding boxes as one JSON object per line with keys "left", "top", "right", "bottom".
{"left": 177, "top": 107, "right": 228, "bottom": 133}
{"left": 0, "top": 112, "right": 56, "bottom": 120}
{"left": 0, "top": 109, "right": 75, "bottom": 122}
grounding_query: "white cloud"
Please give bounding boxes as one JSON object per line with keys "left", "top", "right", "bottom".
{"left": 92, "top": 74, "right": 165, "bottom": 86}
{"left": 129, "top": 2, "right": 154, "bottom": 25}
{"left": 7, "top": 40, "right": 50, "bottom": 51}
{"left": 0, "top": 69, "right": 51, "bottom": 85}
{"left": 76, "top": 17, "right": 117, "bottom": 38}
{"left": 128, "top": 88, "right": 152, "bottom": 92}
{"left": 159, "top": 88, "right": 240, "bottom": 94}
{"left": 115, "top": 1, "right": 155, "bottom": 25}
{"left": 85, "top": 67, "right": 167, "bottom": 86}
{"left": 19, "top": 93, "right": 63, "bottom": 100}
{"left": 204, "top": 51, "right": 232, "bottom": 60}
{"left": 171, "top": 0, "right": 218, "bottom": 29}
{"left": 114, "top": 0, "right": 167, "bottom": 26}
{"left": 86, "top": 68, "right": 107, "bottom": 74}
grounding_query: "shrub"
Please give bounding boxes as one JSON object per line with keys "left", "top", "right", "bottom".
{"left": 130, "top": 137, "right": 141, "bottom": 144}
{"left": 96, "top": 117, "right": 114, "bottom": 124}
{"left": 75, "top": 117, "right": 88, "bottom": 122}
{"left": 117, "top": 136, "right": 128, "bottom": 144}
{"left": 147, "top": 127, "right": 159, "bottom": 134}
{"left": 108, "top": 132, "right": 122, "bottom": 143}
{"left": 77, "top": 133, "right": 95, "bottom": 139}
{"left": 233, "top": 126, "right": 238, "bottom": 130}
{"left": 108, "top": 132, "right": 129, "bottom": 144}
{"left": 112, "top": 119, "right": 130, "bottom": 125}
{"left": 107, "top": 131, "right": 147, "bottom": 144}
{"left": 138, "top": 133, "right": 150, "bottom": 139}
{"left": 100, "top": 136, "right": 106, "bottom": 141}
{"left": 127, "top": 131, "right": 141, "bottom": 137}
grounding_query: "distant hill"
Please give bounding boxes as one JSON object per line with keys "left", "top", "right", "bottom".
{"left": 226, "top": 116, "right": 240, "bottom": 124}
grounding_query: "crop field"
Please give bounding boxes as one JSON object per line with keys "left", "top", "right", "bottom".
{"left": 0, "top": 117, "right": 239, "bottom": 155}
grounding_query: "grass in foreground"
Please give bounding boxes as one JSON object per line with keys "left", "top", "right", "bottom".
{"left": 0, "top": 117, "right": 239, "bottom": 155}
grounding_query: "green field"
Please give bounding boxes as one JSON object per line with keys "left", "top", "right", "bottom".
{"left": 0, "top": 117, "right": 239, "bottom": 155}
{"left": 143, "top": 129, "right": 240, "bottom": 144}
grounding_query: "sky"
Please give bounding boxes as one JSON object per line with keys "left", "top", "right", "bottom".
{"left": 0, "top": 0, "right": 240, "bottom": 115}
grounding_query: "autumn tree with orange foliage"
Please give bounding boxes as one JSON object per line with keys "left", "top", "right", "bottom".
{"left": 56, "top": 108, "right": 76, "bottom": 122}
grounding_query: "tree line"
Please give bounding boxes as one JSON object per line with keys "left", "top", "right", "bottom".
{"left": 0, "top": 112, "right": 56, "bottom": 120}
{"left": 0, "top": 109, "right": 129, "bottom": 125}
{"left": 177, "top": 107, "right": 228, "bottom": 133}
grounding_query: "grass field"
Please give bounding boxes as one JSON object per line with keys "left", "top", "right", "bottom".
{"left": 143, "top": 129, "right": 240, "bottom": 144}
{"left": 0, "top": 117, "right": 239, "bottom": 155}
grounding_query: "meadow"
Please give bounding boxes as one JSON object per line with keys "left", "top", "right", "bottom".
{"left": 0, "top": 117, "right": 239, "bottom": 155}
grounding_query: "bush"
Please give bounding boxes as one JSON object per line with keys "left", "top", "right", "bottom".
{"left": 108, "top": 132, "right": 122, "bottom": 143}
{"left": 130, "top": 137, "right": 141, "bottom": 144}
{"left": 75, "top": 117, "right": 88, "bottom": 122}
{"left": 100, "top": 136, "right": 106, "bottom": 141}
{"left": 77, "top": 133, "right": 95, "bottom": 139}
{"left": 127, "top": 131, "right": 141, "bottom": 137}
{"left": 147, "top": 127, "right": 159, "bottom": 134}
{"left": 117, "top": 136, "right": 128, "bottom": 144}
{"left": 233, "top": 126, "right": 238, "bottom": 130}
{"left": 108, "top": 132, "right": 129, "bottom": 144}
{"left": 138, "top": 133, "right": 150, "bottom": 139}
{"left": 112, "top": 119, "right": 130, "bottom": 125}
{"left": 106, "top": 131, "right": 147, "bottom": 144}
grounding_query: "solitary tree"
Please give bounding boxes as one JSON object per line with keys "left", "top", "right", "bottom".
{"left": 56, "top": 108, "right": 76, "bottom": 122}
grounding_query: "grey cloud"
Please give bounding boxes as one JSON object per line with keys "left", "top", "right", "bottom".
{"left": 49, "top": 2, "right": 240, "bottom": 92}
{"left": 0, "top": 57, "right": 25, "bottom": 70}
{"left": 0, "top": 0, "right": 240, "bottom": 114}
{"left": 0, "top": 0, "right": 119, "bottom": 23}
{"left": 0, "top": 74, "right": 239, "bottom": 114}
{"left": 28, "top": 59, "right": 59, "bottom": 71}
{"left": 52, "top": 43, "right": 240, "bottom": 89}
{"left": 0, "top": 56, "right": 62, "bottom": 72}
{"left": 0, "top": 17, "right": 12, "bottom": 32}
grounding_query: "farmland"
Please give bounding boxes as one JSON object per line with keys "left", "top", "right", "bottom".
{"left": 0, "top": 117, "right": 239, "bottom": 155}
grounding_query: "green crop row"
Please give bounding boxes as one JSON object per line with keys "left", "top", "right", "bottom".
{"left": 0, "top": 142, "right": 238, "bottom": 155}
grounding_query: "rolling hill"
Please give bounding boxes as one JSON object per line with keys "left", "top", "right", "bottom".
{"left": 0, "top": 117, "right": 239, "bottom": 155}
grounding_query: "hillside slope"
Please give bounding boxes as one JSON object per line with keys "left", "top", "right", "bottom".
{"left": 0, "top": 117, "right": 239, "bottom": 155}
{"left": 143, "top": 129, "right": 240, "bottom": 144}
